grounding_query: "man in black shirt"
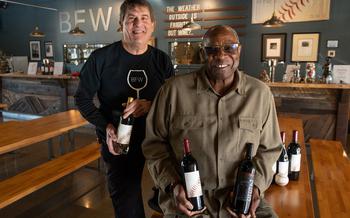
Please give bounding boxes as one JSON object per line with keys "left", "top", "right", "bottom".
{"left": 75, "top": 0, "right": 174, "bottom": 217}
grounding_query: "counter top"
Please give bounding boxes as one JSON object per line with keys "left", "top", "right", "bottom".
{"left": 0, "top": 72, "right": 78, "bottom": 80}
{"left": 267, "top": 82, "right": 350, "bottom": 89}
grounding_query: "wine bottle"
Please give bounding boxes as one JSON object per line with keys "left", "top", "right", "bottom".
{"left": 232, "top": 143, "right": 255, "bottom": 215}
{"left": 275, "top": 131, "right": 289, "bottom": 186}
{"left": 114, "top": 97, "right": 134, "bottom": 154}
{"left": 287, "top": 130, "right": 301, "bottom": 181}
{"left": 181, "top": 138, "right": 205, "bottom": 211}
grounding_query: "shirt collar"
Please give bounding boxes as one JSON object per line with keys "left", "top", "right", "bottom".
{"left": 196, "top": 67, "right": 246, "bottom": 96}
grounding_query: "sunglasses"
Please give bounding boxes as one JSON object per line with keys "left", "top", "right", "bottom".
{"left": 204, "top": 43, "right": 240, "bottom": 55}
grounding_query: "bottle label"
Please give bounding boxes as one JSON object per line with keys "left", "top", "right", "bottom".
{"left": 236, "top": 173, "right": 254, "bottom": 201}
{"left": 184, "top": 171, "right": 203, "bottom": 198}
{"left": 278, "top": 161, "right": 289, "bottom": 176}
{"left": 116, "top": 123, "right": 133, "bottom": 144}
{"left": 290, "top": 154, "right": 301, "bottom": 172}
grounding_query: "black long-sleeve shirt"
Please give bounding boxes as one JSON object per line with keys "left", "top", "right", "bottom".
{"left": 75, "top": 41, "right": 174, "bottom": 160}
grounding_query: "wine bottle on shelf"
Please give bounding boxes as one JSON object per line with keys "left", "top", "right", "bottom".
{"left": 231, "top": 143, "right": 255, "bottom": 215}
{"left": 114, "top": 97, "right": 134, "bottom": 154}
{"left": 275, "top": 131, "right": 289, "bottom": 186}
{"left": 181, "top": 138, "right": 205, "bottom": 211}
{"left": 287, "top": 130, "right": 301, "bottom": 181}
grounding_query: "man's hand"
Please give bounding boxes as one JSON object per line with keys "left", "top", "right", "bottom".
{"left": 106, "top": 123, "right": 121, "bottom": 155}
{"left": 226, "top": 186, "right": 260, "bottom": 218}
{"left": 122, "top": 99, "right": 151, "bottom": 118}
{"left": 173, "top": 184, "right": 206, "bottom": 217}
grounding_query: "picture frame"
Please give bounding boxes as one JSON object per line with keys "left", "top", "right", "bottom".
{"left": 29, "top": 40, "right": 41, "bottom": 61}
{"left": 261, "top": 33, "right": 286, "bottom": 62}
{"left": 44, "top": 41, "right": 54, "bottom": 58}
{"left": 291, "top": 33, "right": 320, "bottom": 62}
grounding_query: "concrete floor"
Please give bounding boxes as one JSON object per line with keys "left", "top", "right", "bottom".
{"left": 0, "top": 127, "right": 156, "bottom": 218}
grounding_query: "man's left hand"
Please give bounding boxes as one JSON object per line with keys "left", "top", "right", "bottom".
{"left": 122, "top": 99, "right": 151, "bottom": 118}
{"left": 226, "top": 186, "right": 260, "bottom": 218}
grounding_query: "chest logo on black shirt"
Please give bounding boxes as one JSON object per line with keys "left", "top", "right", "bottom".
{"left": 127, "top": 70, "right": 148, "bottom": 99}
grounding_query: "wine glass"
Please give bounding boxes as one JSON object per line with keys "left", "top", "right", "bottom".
{"left": 127, "top": 70, "right": 148, "bottom": 99}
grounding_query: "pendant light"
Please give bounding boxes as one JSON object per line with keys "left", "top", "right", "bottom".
{"left": 30, "top": 26, "right": 45, "bottom": 37}
{"left": 263, "top": 0, "right": 284, "bottom": 27}
{"left": 69, "top": 26, "right": 85, "bottom": 36}
{"left": 182, "top": 17, "right": 201, "bottom": 31}
{"left": 69, "top": 0, "right": 85, "bottom": 36}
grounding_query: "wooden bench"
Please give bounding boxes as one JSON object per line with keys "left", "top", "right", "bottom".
{"left": 309, "top": 139, "right": 350, "bottom": 217}
{"left": 0, "top": 142, "right": 100, "bottom": 209}
{"left": 264, "top": 117, "right": 314, "bottom": 218}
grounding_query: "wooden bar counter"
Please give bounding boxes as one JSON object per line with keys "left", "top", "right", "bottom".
{"left": 268, "top": 82, "right": 350, "bottom": 152}
{"left": 0, "top": 72, "right": 79, "bottom": 115}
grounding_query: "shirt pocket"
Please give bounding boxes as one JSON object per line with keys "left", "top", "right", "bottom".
{"left": 170, "top": 115, "right": 205, "bottom": 160}
{"left": 237, "top": 117, "right": 261, "bottom": 154}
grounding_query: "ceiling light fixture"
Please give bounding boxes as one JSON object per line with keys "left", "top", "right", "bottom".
{"left": 263, "top": 0, "right": 284, "bottom": 27}
{"left": 30, "top": 26, "right": 45, "bottom": 37}
{"left": 69, "top": 26, "right": 85, "bottom": 36}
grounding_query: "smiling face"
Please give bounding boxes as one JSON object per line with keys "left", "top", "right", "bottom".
{"left": 203, "top": 26, "right": 241, "bottom": 81}
{"left": 120, "top": 5, "right": 154, "bottom": 47}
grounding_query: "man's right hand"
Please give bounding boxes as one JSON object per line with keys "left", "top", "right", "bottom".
{"left": 173, "top": 184, "right": 206, "bottom": 217}
{"left": 106, "top": 123, "right": 121, "bottom": 155}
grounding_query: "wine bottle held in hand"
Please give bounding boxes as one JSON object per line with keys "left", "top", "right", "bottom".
{"left": 275, "top": 131, "right": 289, "bottom": 186}
{"left": 287, "top": 130, "right": 301, "bottom": 181}
{"left": 114, "top": 97, "right": 134, "bottom": 154}
{"left": 231, "top": 143, "right": 256, "bottom": 215}
{"left": 181, "top": 138, "right": 205, "bottom": 211}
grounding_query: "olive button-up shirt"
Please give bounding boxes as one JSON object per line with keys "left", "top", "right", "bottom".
{"left": 142, "top": 68, "right": 282, "bottom": 217}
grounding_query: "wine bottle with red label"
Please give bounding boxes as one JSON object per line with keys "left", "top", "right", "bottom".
{"left": 181, "top": 138, "right": 205, "bottom": 211}
{"left": 114, "top": 97, "right": 134, "bottom": 154}
{"left": 231, "top": 142, "right": 255, "bottom": 215}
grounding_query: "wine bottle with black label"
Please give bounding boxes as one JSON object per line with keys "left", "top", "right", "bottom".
{"left": 232, "top": 143, "right": 255, "bottom": 215}
{"left": 114, "top": 97, "right": 134, "bottom": 154}
{"left": 287, "top": 130, "right": 301, "bottom": 181}
{"left": 181, "top": 138, "right": 205, "bottom": 211}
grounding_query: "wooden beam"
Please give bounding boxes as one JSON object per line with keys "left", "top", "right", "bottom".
{"left": 163, "top": 6, "right": 246, "bottom": 14}
{"left": 164, "top": 24, "right": 246, "bottom": 31}
{"left": 164, "top": 15, "right": 245, "bottom": 22}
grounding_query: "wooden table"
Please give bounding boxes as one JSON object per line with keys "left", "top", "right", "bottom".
{"left": 264, "top": 117, "right": 314, "bottom": 218}
{"left": 0, "top": 109, "right": 88, "bottom": 155}
{"left": 310, "top": 139, "right": 350, "bottom": 218}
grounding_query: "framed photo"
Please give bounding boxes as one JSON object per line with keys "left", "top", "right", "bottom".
{"left": 261, "top": 33, "right": 286, "bottom": 62}
{"left": 291, "top": 33, "right": 320, "bottom": 62}
{"left": 44, "top": 41, "right": 54, "bottom": 57}
{"left": 29, "top": 40, "right": 41, "bottom": 61}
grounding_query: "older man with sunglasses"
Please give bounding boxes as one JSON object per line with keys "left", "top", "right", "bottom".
{"left": 143, "top": 25, "right": 282, "bottom": 218}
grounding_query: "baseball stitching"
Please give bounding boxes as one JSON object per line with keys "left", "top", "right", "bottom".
{"left": 278, "top": 0, "right": 310, "bottom": 21}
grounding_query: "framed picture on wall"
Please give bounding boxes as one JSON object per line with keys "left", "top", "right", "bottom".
{"left": 44, "top": 41, "right": 54, "bottom": 58}
{"left": 261, "top": 33, "right": 286, "bottom": 62}
{"left": 29, "top": 40, "right": 41, "bottom": 61}
{"left": 291, "top": 33, "right": 320, "bottom": 62}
